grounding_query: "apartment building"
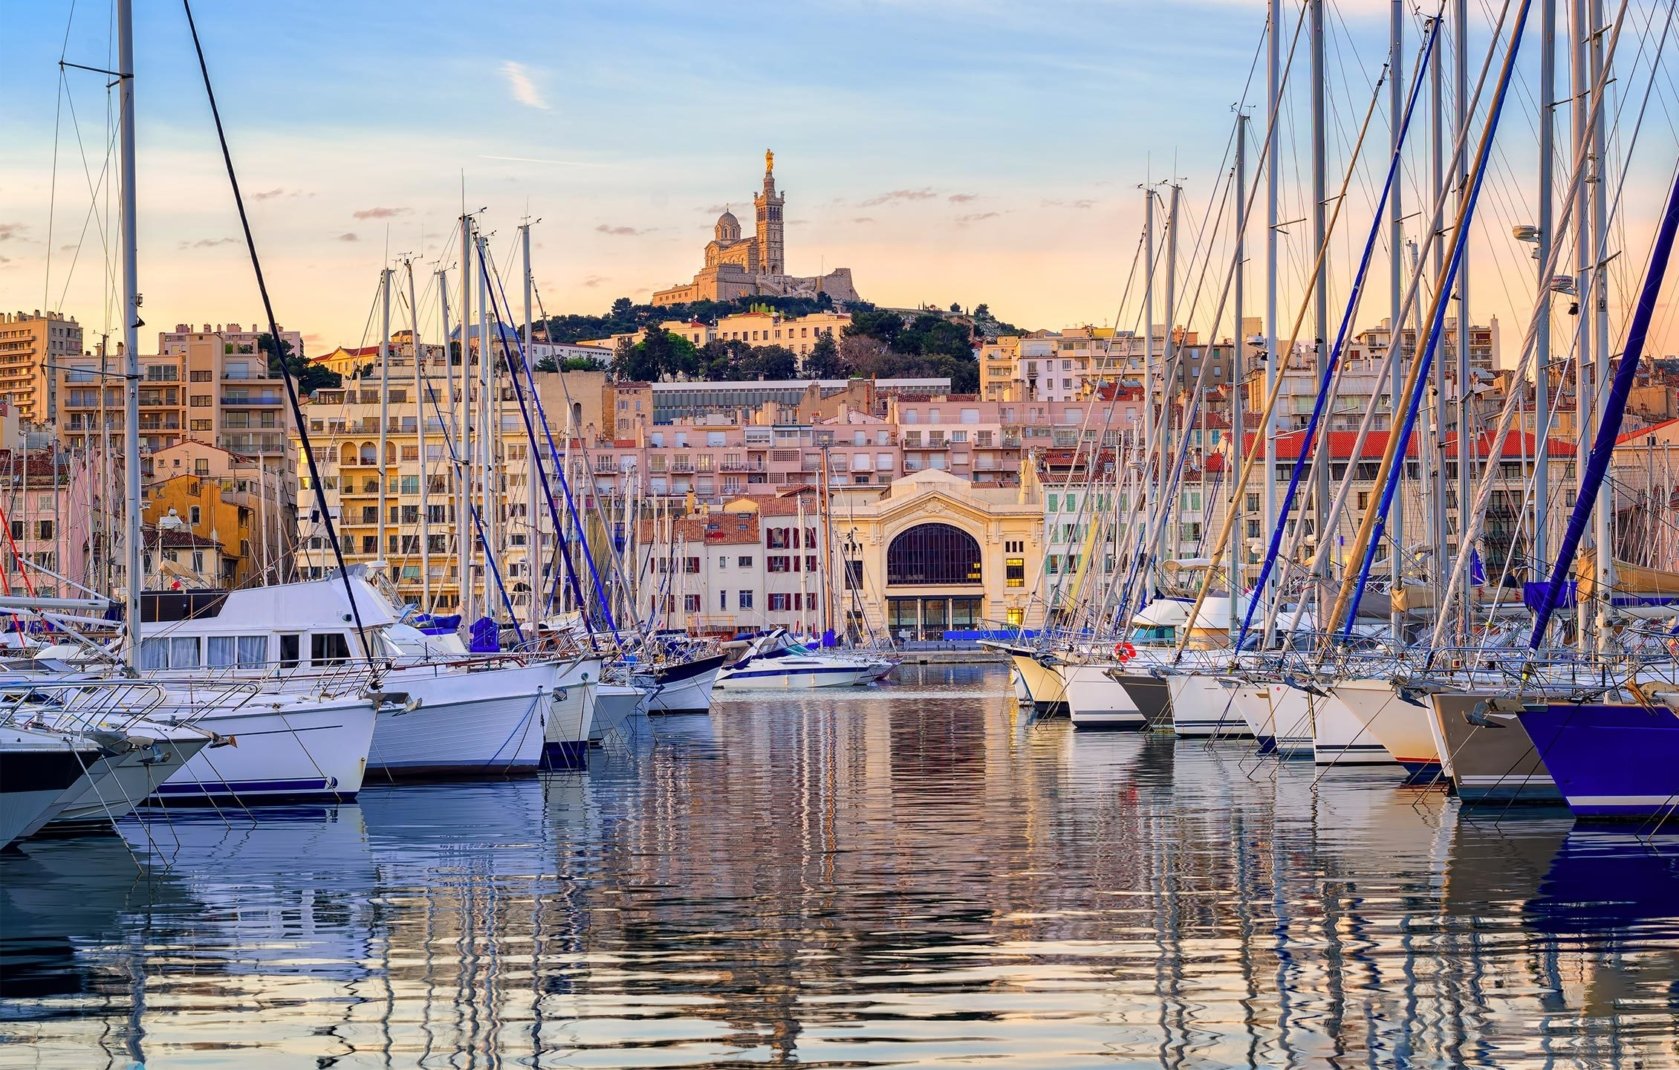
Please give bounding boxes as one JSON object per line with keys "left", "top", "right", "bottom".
{"left": 56, "top": 324, "right": 295, "bottom": 471}
{"left": 0, "top": 310, "right": 83, "bottom": 425}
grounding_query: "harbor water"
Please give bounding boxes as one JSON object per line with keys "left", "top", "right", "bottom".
{"left": 3, "top": 665, "right": 1676, "bottom": 1068}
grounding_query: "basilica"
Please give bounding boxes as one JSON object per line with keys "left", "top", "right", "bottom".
{"left": 651, "top": 151, "right": 861, "bottom": 307}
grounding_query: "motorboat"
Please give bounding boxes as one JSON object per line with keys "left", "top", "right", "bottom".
{"left": 715, "top": 630, "right": 888, "bottom": 690}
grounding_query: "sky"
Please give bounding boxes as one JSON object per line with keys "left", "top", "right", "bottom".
{"left": 1, "top": 0, "right": 1675, "bottom": 360}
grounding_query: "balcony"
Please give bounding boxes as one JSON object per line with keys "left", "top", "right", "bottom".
{"left": 221, "top": 392, "right": 284, "bottom": 407}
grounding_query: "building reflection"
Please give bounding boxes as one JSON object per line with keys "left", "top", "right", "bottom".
{"left": 2, "top": 666, "right": 1676, "bottom": 1068}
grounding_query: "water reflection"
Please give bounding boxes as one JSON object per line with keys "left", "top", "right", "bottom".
{"left": 2, "top": 665, "right": 1675, "bottom": 1068}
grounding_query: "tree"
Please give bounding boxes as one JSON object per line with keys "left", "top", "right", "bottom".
{"left": 611, "top": 337, "right": 657, "bottom": 382}
{"left": 973, "top": 303, "right": 990, "bottom": 318}
{"left": 844, "top": 308, "right": 905, "bottom": 348}
{"left": 743, "top": 344, "right": 798, "bottom": 381}
{"left": 534, "top": 356, "right": 559, "bottom": 373}
{"left": 259, "top": 332, "right": 340, "bottom": 394}
{"left": 805, "top": 332, "right": 847, "bottom": 378}
{"left": 949, "top": 302, "right": 962, "bottom": 314}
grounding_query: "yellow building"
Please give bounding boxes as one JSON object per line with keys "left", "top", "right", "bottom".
{"left": 831, "top": 467, "right": 1046, "bottom": 639}
{"left": 0, "top": 310, "right": 83, "bottom": 425}
{"left": 144, "top": 440, "right": 294, "bottom": 586}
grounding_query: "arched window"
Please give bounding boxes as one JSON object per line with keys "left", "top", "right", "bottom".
{"left": 887, "top": 523, "right": 982, "bottom": 586}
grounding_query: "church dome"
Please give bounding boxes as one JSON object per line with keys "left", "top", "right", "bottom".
{"left": 714, "top": 209, "right": 741, "bottom": 242}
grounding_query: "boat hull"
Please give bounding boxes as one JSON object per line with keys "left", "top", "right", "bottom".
{"left": 47, "top": 736, "right": 212, "bottom": 829}
{"left": 1312, "top": 687, "right": 1400, "bottom": 767}
{"left": 637, "top": 653, "right": 724, "bottom": 714}
{"left": 1266, "top": 683, "right": 1315, "bottom": 759}
{"left": 1336, "top": 679, "right": 1440, "bottom": 779}
{"left": 1065, "top": 662, "right": 1145, "bottom": 730}
{"left": 1007, "top": 652, "right": 1069, "bottom": 711}
{"left": 366, "top": 662, "right": 553, "bottom": 775}
{"left": 1169, "top": 674, "right": 1249, "bottom": 737}
{"left": 1227, "top": 681, "right": 1275, "bottom": 749}
{"left": 1518, "top": 703, "right": 1679, "bottom": 819}
{"left": 588, "top": 683, "right": 646, "bottom": 741}
{"left": 1429, "top": 691, "right": 1561, "bottom": 804}
{"left": 152, "top": 696, "right": 377, "bottom": 804}
{"left": 1112, "top": 672, "right": 1174, "bottom": 731}
{"left": 1, "top": 734, "right": 103, "bottom": 847}
{"left": 542, "top": 681, "right": 595, "bottom": 769}
{"left": 716, "top": 658, "right": 878, "bottom": 689}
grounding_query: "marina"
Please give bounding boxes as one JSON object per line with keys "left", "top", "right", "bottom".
{"left": 4, "top": 668, "right": 1677, "bottom": 1068}
{"left": 2, "top": 0, "right": 1679, "bottom": 1064}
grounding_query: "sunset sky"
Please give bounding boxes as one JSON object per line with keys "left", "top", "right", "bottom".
{"left": 2, "top": 0, "right": 1674, "bottom": 359}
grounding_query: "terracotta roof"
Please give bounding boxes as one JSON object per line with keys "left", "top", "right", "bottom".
{"left": 1241, "top": 428, "right": 1576, "bottom": 460}
{"left": 1617, "top": 417, "right": 1679, "bottom": 444}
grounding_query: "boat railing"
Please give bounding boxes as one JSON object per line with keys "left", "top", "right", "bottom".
{"left": 0, "top": 677, "right": 178, "bottom": 735}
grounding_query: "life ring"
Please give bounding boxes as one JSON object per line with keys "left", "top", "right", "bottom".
{"left": 1666, "top": 636, "right": 1679, "bottom": 658}
{"left": 1113, "top": 641, "right": 1137, "bottom": 663}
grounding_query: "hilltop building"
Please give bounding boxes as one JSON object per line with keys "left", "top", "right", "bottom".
{"left": 652, "top": 151, "right": 861, "bottom": 307}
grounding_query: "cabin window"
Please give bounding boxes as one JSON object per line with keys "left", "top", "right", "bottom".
{"left": 279, "top": 633, "right": 301, "bottom": 669}
{"left": 311, "top": 633, "right": 351, "bottom": 666}
{"left": 141, "top": 636, "right": 200, "bottom": 669}
{"left": 207, "top": 635, "right": 270, "bottom": 669}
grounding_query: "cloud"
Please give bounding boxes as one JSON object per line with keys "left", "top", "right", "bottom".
{"left": 1043, "top": 198, "right": 1097, "bottom": 210}
{"left": 250, "top": 187, "right": 291, "bottom": 201}
{"left": 501, "top": 61, "right": 549, "bottom": 110}
{"left": 180, "top": 237, "right": 239, "bottom": 249}
{"left": 0, "top": 223, "right": 24, "bottom": 242}
{"left": 59, "top": 243, "right": 77, "bottom": 252}
{"left": 956, "top": 211, "right": 1002, "bottom": 225}
{"left": 947, "top": 193, "right": 978, "bottom": 203}
{"left": 581, "top": 274, "right": 608, "bottom": 288}
{"left": 860, "top": 188, "right": 938, "bottom": 207}
{"left": 0, "top": 256, "right": 10, "bottom": 265}
{"left": 595, "top": 224, "right": 643, "bottom": 237}
{"left": 352, "top": 206, "right": 407, "bottom": 220}
{"left": 851, "top": 217, "right": 876, "bottom": 225}
{"left": 336, "top": 232, "right": 360, "bottom": 242}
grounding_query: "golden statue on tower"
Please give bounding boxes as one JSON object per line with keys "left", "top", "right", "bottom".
{"left": 765, "top": 149, "right": 774, "bottom": 173}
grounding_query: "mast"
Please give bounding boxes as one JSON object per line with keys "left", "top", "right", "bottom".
{"left": 1389, "top": 0, "right": 1406, "bottom": 644}
{"left": 117, "top": 0, "right": 142, "bottom": 672}
{"left": 1588, "top": 0, "right": 1611, "bottom": 651}
{"left": 378, "top": 266, "right": 391, "bottom": 585}
{"left": 1263, "top": 0, "right": 1282, "bottom": 630}
{"left": 1454, "top": 0, "right": 1472, "bottom": 643}
{"left": 1142, "top": 186, "right": 1157, "bottom": 603}
{"left": 1309, "top": 0, "right": 1329, "bottom": 609}
{"left": 1428, "top": 7, "right": 1449, "bottom": 617}
{"left": 520, "top": 221, "right": 540, "bottom": 629}
{"left": 408, "top": 259, "right": 430, "bottom": 610}
{"left": 1571, "top": 0, "right": 1591, "bottom": 652}
{"left": 458, "top": 219, "right": 475, "bottom": 621}
{"left": 1230, "top": 112, "right": 1249, "bottom": 638}
{"left": 1535, "top": 0, "right": 1555, "bottom": 572}
{"left": 476, "top": 232, "right": 497, "bottom": 616}
{"left": 1163, "top": 183, "right": 1182, "bottom": 567}
{"left": 436, "top": 267, "right": 457, "bottom": 613}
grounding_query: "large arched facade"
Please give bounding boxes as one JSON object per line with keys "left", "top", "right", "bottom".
{"left": 884, "top": 522, "right": 984, "bottom": 640}
{"left": 886, "top": 523, "right": 982, "bottom": 586}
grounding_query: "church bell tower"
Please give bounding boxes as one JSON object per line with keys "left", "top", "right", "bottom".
{"left": 753, "top": 149, "right": 785, "bottom": 276}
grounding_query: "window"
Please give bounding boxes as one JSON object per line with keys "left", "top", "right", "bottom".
{"left": 768, "top": 593, "right": 791, "bottom": 611}
{"left": 719, "top": 590, "right": 728, "bottom": 611}
{"left": 278, "top": 633, "right": 301, "bottom": 668}
{"left": 189, "top": 506, "right": 202, "bottom": 525}
{"left": 36, "top": 520, "right": 53, "bottom": 541}
{"left": 190, "top": 370, "right": 212, "bottom": 382}
{"left": 311, "top": 633, "right": 351, "bottom": 666}
{"left": 191, "top": 419, "right": 213, "bottom": 432}
{"left": 886, "top": 523, "right": 982, "bottom": 585}
{"left": 1047, "top": 493, "right": 1059, "bottom": 513}
{"left": 683, "top": 556, "right": 700, "bottom": 574}
{"left": 768, "top": 556, "right": 790, "bottom": 573}
{"left": 738, "top": 590, "right": 753, "bottom": 609}
{"left": 139, "top": 636, "right": 200, "bottom": 669}
{"left": 683, "top": 594, "right": 702, "bottom": 613}
{"left": 1006, "top": 558, "right": 1025, "bottom": 588}
{"left": 190, "top": 394, "right": 213, "bottom": 407}
{"left": 738, "top": 555, "right": 753, "bottom": 568}
{"left": 806, "top": 555, "right": 818, "bottom": 572}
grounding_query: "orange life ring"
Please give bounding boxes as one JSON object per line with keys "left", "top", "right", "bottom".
{"left": 1113, "top": 641, "right": 1137, "bottom": 662}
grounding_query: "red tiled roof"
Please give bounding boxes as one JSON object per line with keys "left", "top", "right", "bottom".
{"left": 1241, "top": 428, "right": 1575, "bottom": 460}
{"left": 1617, "top": 417, "right": 1679, "bottom": 444}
